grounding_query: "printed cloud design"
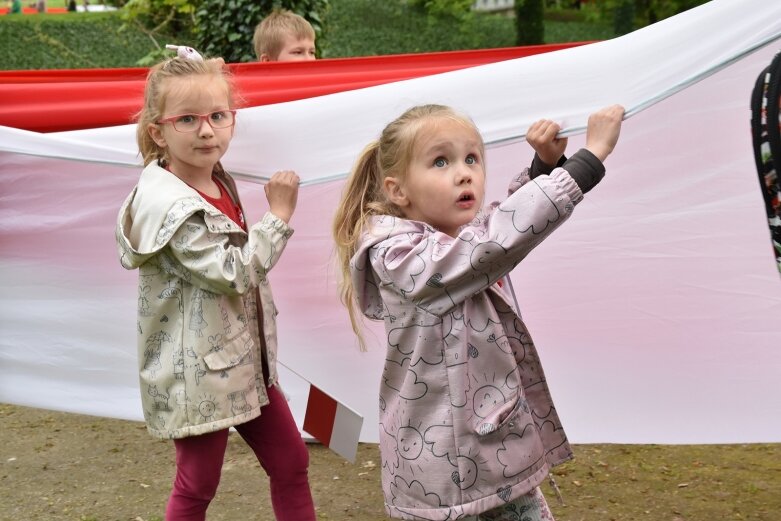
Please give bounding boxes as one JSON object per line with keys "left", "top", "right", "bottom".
{"left": 495, "top": 184, "right": 562, "bottom": 235}
{"left": 388, "top": 321, "right": 444, "bottom": 366}
{"left": 418, "top": 427, "right": 484, "bottom": 492}
{"left": 390, "top": 476, "right": 444, "bottom": 509}
{"left": 382, "top": 356, "right": 428, "bottom": 401}
{"left": 497, "top": 426, "right": 543, "bottom": 478}
{"left": 424, "top": 425, "right": 459, "bottom": 466}
{"left": 534, "top": 406, "right": 568, "bottom": 454}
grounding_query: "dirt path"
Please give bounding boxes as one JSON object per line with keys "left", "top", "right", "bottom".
{"left": 2, "top": 404, "right": 779, "bottom": 521}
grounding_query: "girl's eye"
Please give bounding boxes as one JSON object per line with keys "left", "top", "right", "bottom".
{"left": 178, "top": 115, "right": 196, "bottom": 124}
{"left": 465, "top": 154, "right": 478, "bottom": 165}
{"left": 210, "top": 111, "right": 226, "bottom": 121}
{"left": 434, "top": 157, "right": 447, "bottom": 168}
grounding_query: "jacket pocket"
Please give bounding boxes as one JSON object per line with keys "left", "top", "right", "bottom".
{"left": 474, "top": 392, "right": 527, "bottom": 436}
{"left": 203, "top": 329, "right": 253, "bottom": 370}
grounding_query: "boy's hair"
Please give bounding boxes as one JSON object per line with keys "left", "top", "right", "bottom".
{"left": 253, "top": 9, "right": 316, "bottom": 61}
{"left": 136, "top": 57, "right": 235, "bottom": 166}
{"left": 332, "top": 104, "right": 483, "bottom": 349}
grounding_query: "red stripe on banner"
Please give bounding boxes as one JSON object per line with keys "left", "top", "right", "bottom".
{"left": 0, "top": 42, "right": 593, "bottom": 133}
{"left": 302, "top": 385, "right": 338, "bottom": 447}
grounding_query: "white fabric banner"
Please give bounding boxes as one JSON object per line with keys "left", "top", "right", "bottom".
{"left": 1, "top": 0, "right": 780, "bottom": 443}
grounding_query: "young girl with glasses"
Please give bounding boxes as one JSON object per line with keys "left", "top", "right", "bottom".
{"left": 333, "top": 103, "right": 624, "bottom": 520}
{"left": 115, "top": 50, "right": 316, "bottom": 521}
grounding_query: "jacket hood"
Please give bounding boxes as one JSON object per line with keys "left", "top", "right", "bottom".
{"left": 351, "top": 214, "right": 427, "bottom": 320}
{"left": 116, "top": 163, "right": 242, "bottom": 270}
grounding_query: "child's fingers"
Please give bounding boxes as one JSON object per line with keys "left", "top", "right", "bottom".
{"left": 585, "top": 105, "right": 625, "bottom": 161}
{"left": 591, "top": 104, "right": 625, "bottom": 123}
{"left": 528, "top": 119, "right": 561, "bottom": 142}
{"left": 269, "top": 170, "right": 301, "bottom": 187}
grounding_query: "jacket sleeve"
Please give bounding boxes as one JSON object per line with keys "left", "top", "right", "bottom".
{"left": 373, "top": 169, "right": 583, "bottom": 316}
{"left": 164, "top": 211, "right": 293, "bottom": 296}
{"left": 512, "top": 149, "right": 605, "bottom": 195}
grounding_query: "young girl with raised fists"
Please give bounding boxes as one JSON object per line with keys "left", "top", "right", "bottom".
{"left": 116, "top": 48, "right": 316, "bottom": 521}
{"left": 333, "top": 103, "right": 624, "bottom": 520}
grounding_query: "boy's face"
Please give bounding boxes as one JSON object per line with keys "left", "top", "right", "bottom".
{"left": 264, "top": 35, "right": 316, "bottom": 62}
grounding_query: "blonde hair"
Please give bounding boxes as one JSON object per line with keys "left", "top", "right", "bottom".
{"left": 332, "top": 104, "right": 483, "bottom": 349}
{"left": 253, "top": 9, "right": 316, "bottom": 60}
{"left": 136, "top": 57, "right": 235, "bottom": 166}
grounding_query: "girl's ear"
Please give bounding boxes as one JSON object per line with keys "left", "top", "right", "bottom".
{"left": 383, "top": 176, "right": 409, "bottom": 207}
{"left": 148, "top": 123, "right": 167, "bottom": 148}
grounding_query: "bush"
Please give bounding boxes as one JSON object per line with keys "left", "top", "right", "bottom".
{"left": 515, "top": 0, "right": 544, "bottom": 45}
{"left": 0, "top": 13, "right": 170, "bottom": 70}
{"left": 321, "top": 0, "right": 516, "bottom": 57}
{"left": 0, "top": 1, "right": 616, "bottom": 70}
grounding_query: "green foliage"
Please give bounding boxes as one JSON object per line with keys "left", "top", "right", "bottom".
{"left": 407, "top": 0, "right": 474, "bottom": 21}
{"left": 121, "top": 0, "right": 198, "bottom": 37}
{"left": 639, "top": 0, "right": 711, "bottom": 22}
{"left": 544, "top": 18, "right": 613, "bottom": 43}
{"left": 322, "top": 0, "right": 516, "bottom": 57}
{"left": 119, "top": 0, "right": 198, "bottom": 64}
{"left": 582, "top": 0, "right": 710, "bottom": 28}
{"left": 193, "top": 0, "right": 329, "bottom": 63}
{"left": 515, "top": 0, "right": 544, "bottom": 45}
{"left": 0, "top": 12, "right": 171, "bottom": 70}
{"left": 613, "top": 0, "right": 635, "bottom": 35}
{"left": 0, "top": 1, "right": 616, "bottom": 70}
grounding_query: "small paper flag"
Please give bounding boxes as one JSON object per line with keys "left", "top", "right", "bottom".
{"left": 302, "top": 384, "right": 363, "bottom": 463}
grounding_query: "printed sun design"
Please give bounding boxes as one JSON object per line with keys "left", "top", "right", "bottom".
{"left": 194, "top": 394, "right": 219, "bottom": 421}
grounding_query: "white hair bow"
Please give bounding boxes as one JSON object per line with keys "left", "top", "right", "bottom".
{"left": 165, "top": 45, "right": 204, "bottom": 62}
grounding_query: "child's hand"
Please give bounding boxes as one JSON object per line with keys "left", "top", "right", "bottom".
{"left": 527, "top": 119, "right": 568, "bottom": 167}
{"left": 265, "top": 170, "right": 300, "bottom": 224}
{"left": 585, "top": 105, "right": 625, "bottom": 162}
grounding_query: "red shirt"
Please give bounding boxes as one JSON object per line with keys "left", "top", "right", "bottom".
{"left": 195, "top": 178, "right": 246, "bottom": 231}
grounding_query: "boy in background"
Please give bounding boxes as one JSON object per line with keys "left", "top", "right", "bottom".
{"left": 253, "top": 10, "right": 317, "bottom": 62}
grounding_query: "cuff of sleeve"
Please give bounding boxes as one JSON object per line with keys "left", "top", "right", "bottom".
{"left": 261, "top": 212, "right": 294, "bottom": 239}
{"left": 548, "top": 168, "right": 584, "bottom": 206}
{"left": 561, "top": 148, "right": 605, "bottom": 194}
{"left": 529, "top": 153, "right": 567, "bottom": 179}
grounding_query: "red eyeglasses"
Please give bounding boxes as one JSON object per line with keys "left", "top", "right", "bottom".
{"left": 157, "top": 110, "right": 237, "bottom": 133}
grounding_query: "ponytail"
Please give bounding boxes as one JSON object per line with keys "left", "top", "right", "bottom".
{"left": 333, "top": 141, "right": 397, "bottom": 350}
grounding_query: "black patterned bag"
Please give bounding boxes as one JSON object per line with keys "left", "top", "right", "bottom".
{"left": 751, "top": 50, "right": 781, "bottom": 275}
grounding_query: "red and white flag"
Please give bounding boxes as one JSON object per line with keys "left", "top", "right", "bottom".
{"left": 303, "top": 384, "right": 363, "bottom": 463}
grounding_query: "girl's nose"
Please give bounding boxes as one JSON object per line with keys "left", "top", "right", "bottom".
{"left": 455, "top": 165, "right": 472, "bottom": 184}
{"left": 198, "top": 118, "right": 214, "bottom": 137}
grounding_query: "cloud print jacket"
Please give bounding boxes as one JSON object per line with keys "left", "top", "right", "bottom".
{"left": 351, "top": 150, "right": 604, "bottom": 520}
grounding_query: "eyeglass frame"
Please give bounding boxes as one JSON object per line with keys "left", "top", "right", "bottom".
{"left": 156, "top": 110, "right": 237, "bottom": 133}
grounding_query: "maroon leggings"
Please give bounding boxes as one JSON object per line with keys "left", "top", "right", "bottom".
{"left": 165, "top": 384, "right": 316, "bottom": 521}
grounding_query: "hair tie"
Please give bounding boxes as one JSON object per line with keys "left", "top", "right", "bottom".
{"left": 165, "top": 44, "right": 204, "bottom": 62}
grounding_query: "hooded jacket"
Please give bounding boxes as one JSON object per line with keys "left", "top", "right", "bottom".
{"left": 351, "top": 152, "right": 602, "bottom": 519}
{"left": 116, "top": 162, "right": 293, "bottom": 439}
